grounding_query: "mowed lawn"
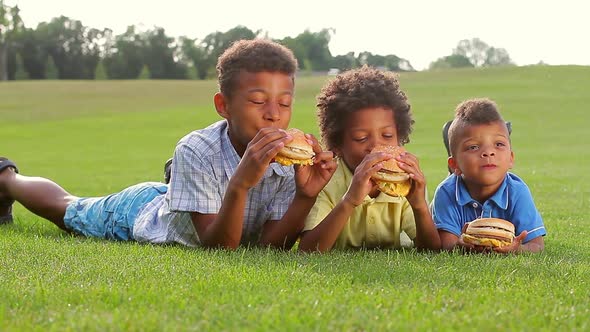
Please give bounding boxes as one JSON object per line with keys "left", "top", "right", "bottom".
{"left": 1, "top": 66, "right": 589, "bottom": 331}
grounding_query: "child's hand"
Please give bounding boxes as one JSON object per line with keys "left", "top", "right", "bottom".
{"left": 343, "top": 151, "right": 392, "bottom": 206}
{"left": 294, "top": 134, "right": 337, "bottom": 198}
{"left": 395, "top": 151, "right": 428, "bottom": 209}
{"left": 493, "top": 230, "right": 528, "bottom": 254}
{"left": 233, "top": 128, "right": 290, "bottom": 190}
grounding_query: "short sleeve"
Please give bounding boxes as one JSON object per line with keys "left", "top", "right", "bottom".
{"left": 432, "top": 185, "right": 463, "bottom": 236}
{"left": 168, "top": 142, "right": 222, "bottom": 214}
{"left": 400, "top": 200, "right": 416, "bottom": 240}
{"left": 268, "top": 176, "right": 296, "bottom": 221}
{"left": 509, "top": 183, "right": 546, "bottom": 243}
{"left": 303, "top": 189, "right": 336, "bottom": 232}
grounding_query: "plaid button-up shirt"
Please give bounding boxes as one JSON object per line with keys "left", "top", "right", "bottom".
{"left": 134, "top": 120, "right": 296, "bottom": 246}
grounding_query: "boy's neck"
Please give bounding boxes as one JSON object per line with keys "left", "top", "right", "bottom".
{"left": 226, "top": 130, "right": 246, "bottom": 157}
{"left": 462, "top": 178, "right": 502, "bottom": 203}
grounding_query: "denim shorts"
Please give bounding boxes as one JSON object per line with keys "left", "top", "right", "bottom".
{"left": 64, "top": 182, "right": 168, "bottom": 241}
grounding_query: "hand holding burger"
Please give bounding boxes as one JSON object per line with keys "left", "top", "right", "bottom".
{"left": 461, "top": 218, "right": 515, "bottom": 248}
{"left": 370, "top": 145, "right": 412, "bottom": 197}
{"left": 275, "top": 128, "right": 315, "bottom": 166}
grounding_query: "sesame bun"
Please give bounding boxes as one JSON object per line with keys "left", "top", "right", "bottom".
{"left": 275, "top": 128, "right": 315, "bottom": 166}
{"left": 370, "top": 145, "right": 411, "bottom": 197}
{"left": 461, "top": 218, "right": 515, "bottom": 248}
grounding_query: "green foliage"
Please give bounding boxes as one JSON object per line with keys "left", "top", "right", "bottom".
{"left": 138, "top": 64, "right": 150, "bottom": 80}
{"left": 142, "top": 27, "right": 187, "bottom": 79}
{"left": 102, "top": 26, "right": 145, "bottom": 79}
{"left": 18, "top": 28, "right": 49, "bottom": 79}
{"left": 44, "top": 55, "right": 58, "bottom": 79}
{"left": 94, "top": 60, "right": 107, "bottom": 80}
{"left": 36, "top": 16, "right": 104, "bottom": 79}
{"left": 1, "top": 66, "right": 589, "bottom": 330}
{"left": 453, "top": 38, "right": 513, "bottom": 67}
{"left": 13, "top": 53, "right": 27, "bottom": 79}
{"left": 429, "top": 54, "right": 474, "bottom": 70}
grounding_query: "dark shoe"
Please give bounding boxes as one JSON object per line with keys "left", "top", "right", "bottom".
{"left": 164, "top": 158, "right": 172, "bottom": 184}
{"left": 0, "top": 158, "right": 19, "bottom": 225}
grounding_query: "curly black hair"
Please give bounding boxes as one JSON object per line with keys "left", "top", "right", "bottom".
{"left": 448, "top": 98, "right": 507, "bottom": 155}
{"left": 216, "top": 39, "right": 298, "bottom": 99}
{"left": 316, "top": 65, "right": 414, "bottom": 151}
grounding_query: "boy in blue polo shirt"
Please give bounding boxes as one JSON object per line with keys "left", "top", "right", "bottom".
{"left": 0, "top": 39, "right": 337, "bottom": 249}
{"left": 432, "top": 98, "right": 546, "bottom": 253}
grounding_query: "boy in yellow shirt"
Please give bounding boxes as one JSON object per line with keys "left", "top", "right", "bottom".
{"left": 299, "top": 66, "right": 440, "bottom": 252}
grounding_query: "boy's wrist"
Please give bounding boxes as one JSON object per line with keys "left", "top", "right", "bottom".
{"left": 227, "top": 177, "right": 253, "bottom": 193}
{"left": 409, "top": 200, "right": 429, "bottom": 213}
{"left": 293, "top": 190, "right": 317, "bottom": 203}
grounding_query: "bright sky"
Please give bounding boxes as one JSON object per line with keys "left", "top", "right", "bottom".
{"left": 7, "top": 0, "right": 590, "bottom": 70}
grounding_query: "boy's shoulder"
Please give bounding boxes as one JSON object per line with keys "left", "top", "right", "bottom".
{"left": 504, "top": 172, "right": 533, "bottom": 194}
{"left": 436, "top": 174, "right": 458, "bottom": 192}
{"left": 176, "top": 120, "right": 228, "bottom": 157}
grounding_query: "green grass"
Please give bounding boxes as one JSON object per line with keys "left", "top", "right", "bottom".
{"left": 1, "top": 66, "right": 589, "bottom": 331}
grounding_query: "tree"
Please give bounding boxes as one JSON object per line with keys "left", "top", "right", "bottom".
{"left": 141, "top": 27, "right": 187, "bottom": 79}
{"left": 19, "top": 28, "right": 49, "bottom": 78}
{"left": 103, "top": 26, "right": 145, "bottom": 79}
{"left": 484, "top": 47, "right": 512, "bottom": 67}
{"left": 453, "top": 38, "right": 489, "bottom": 67}
{"left": 331, "top": 52, "right": 358, "bottom": 71}
{"left": 196, "top": 26, "right": 259, "bottom": 78}
{"left": 37, "top": 16, "right": 104, "bottom": 79}
{"left": 179, "top": 36, "right": 208, "bottom": 79}
{"left": 0, "top": 1, "right": 24, "bottom": 80}
{"left": 429, "top": 54, "right": 474, "bottom": 70}
{"left": 452, "top": 38, "right": 513, "bottom": 68}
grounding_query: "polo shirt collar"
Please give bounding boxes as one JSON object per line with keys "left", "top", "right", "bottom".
{"left": 455, "top": 174, "right": 509, "bottom": 209}
{"left": 221, "top": 122, "right": 291, "bottom": 179}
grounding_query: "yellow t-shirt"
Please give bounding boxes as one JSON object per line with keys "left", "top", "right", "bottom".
{"left": 303, "top": 158, "right": 416, "bottom": 249}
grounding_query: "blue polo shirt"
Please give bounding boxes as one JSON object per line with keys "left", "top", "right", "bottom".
{"left": 432, "top": 173, "right": 546, "bottom": 243}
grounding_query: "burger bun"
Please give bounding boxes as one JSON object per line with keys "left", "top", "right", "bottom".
{"left": 461, "top": 218, "right": 515, "bottom": 248}
{"left": 275, "top": 128, "right": 315, "bottom": 166}
{"left": 370, "top": 145, "right": 411, "bottom": 197}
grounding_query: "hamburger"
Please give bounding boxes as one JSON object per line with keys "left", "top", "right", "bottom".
{"left": 461, "top": 218, "right": 515, "bottom": 248}
{"left": 370, "top": 145, "right": 412, "bottom": 197}
{"left": 274, "top": 128, "right": 315, "bottom": 166}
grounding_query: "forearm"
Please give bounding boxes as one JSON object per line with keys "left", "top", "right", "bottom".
{"left": 298, "top": 198, "right": 355, "bottom": 252}
{"left": 259, "top": 193, "right": 316, "bottom": 250}
{"left": 199, "top": 181, "right": 248, "bottom": 249}
{"left": 517, "top": 237, "right": 545, "bottom": 253}
{"left": 412, "top": 203, "right": 441, "bottom": 250}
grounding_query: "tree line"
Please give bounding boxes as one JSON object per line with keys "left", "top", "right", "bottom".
{"left": 0, "top": 1, "right": 513, "bottom": 81}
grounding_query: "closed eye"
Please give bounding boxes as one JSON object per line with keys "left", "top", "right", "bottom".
{"left": 250, "top": 100, "right": 264, "bottom": 105}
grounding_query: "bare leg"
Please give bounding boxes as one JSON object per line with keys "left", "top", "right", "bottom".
{"left": 0, "top": 167, "right": 77, "bottom": 231}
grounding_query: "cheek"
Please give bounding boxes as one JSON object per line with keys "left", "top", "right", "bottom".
{"left": 341, "top": 150, "right": 365, "bottom": 170}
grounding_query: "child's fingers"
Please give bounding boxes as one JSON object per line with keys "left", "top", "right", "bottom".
{"left": 313, "top": 150, "right": 334, "bottom": 164}
{"left": 304, "top": 133, "right": 323, "bottom": 154}
{"left": 246, "top": 129, "right": 291, "bottom": 163}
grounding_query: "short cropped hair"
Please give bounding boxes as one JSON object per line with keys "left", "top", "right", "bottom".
{"left": 216, "top": 39, "right": 298, "bottom": 99}
{"left": 448, "top": 98, "right": 507, "bottom": 155}
{"left": 316, "top": 65, "right": 414, "bottom": 150}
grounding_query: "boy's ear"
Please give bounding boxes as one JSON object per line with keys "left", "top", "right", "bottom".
{"left": 214, "top": 92, "right": 229, "bottom": 119}
{"left": 448, "top": 156, "right": 461, "bottom": 175}
{"left": 509, "top": 150, "right": 514, "bottom": 169}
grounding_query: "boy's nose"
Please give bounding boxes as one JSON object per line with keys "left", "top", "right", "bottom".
{"left": 482, "top": 151, "right": 495, "bottom": 157}
{"left": 264, "top": 103, "right": 280, "bottom": 122}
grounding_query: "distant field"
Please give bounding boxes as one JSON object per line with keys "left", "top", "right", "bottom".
{"left": 1, "top": 66, "right": 589, "bottom": 331}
